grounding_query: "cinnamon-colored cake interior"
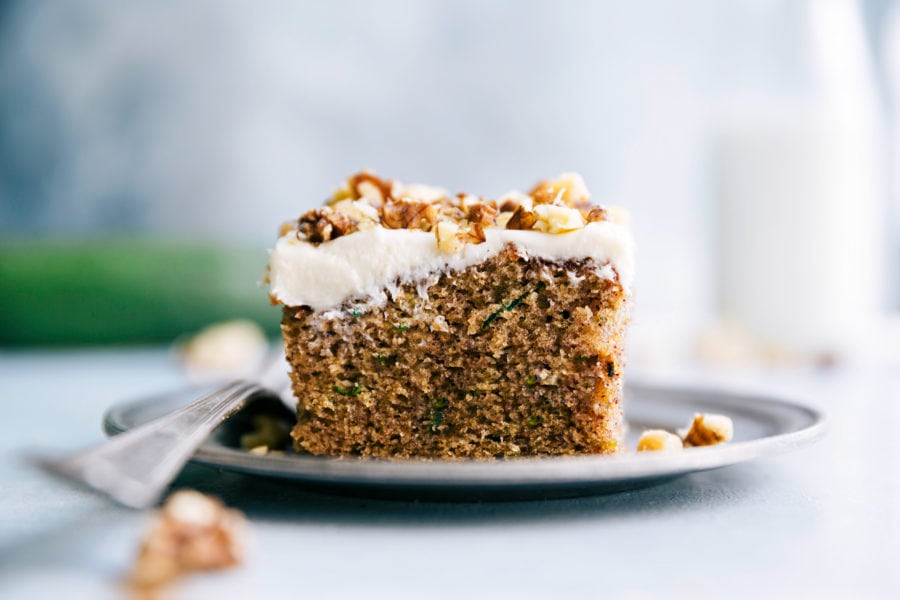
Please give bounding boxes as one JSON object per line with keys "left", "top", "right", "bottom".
{"left": 282, "top": 246, "right": 627, "bottom": 458}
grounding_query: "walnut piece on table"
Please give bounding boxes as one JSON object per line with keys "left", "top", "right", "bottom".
{"left": 178, "top": 319, "right": 267, "bottom": 382}
{"left": 128, "top": 490, "right": 247, "bottom": 593}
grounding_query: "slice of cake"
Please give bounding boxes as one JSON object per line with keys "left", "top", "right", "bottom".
{"left": 268, "top": 171, "right": 634, "bottom": 458}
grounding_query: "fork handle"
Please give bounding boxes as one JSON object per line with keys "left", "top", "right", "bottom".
{"left": 39, "top": 380, "right": 265, "bottom": 509}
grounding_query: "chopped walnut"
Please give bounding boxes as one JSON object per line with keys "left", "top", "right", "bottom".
{"left": 382, "top": 199, "right": 437, "bottom": 231}
{"left": 356, "top": 181, "right": 384, "bottom": 204}
{"left": 435, "top": 198, "right": 466, "bottom": 220}
{"left": 330, "top": 199, "right": 380, "bottom": 231}
{"left": 467, "top": 202, "right": 499, "bottom": 228}
{"left": 463, "top": 222, "right": 486, "bottom": 244}
{"left": 530, "top": 172, "right": 591, "bottom": 207}
{"left": 585, "top": 206, "right": 609, "bottom": 223}
{"left": 682, "top": 413, "right": 734, "bottom": 447}
{"left": 128, "top": 490, "right": 246, "bottom": 593}
{"left": 349, "top": 171, "right": 392, "bottom": 206}
{"left": 499, "top": 200, "right": 518, "bottom": 213}
{"left": 435, "top": 220, "right": 486, "bottom": 253}
{"left": 637, "top": 429, "right": 684, "bottom": 452}
{"left": 297, "top": 208, "right": 355, "bottom": 243}
{"left": 434, "top": 220, "right": 464, "bottom": 253}
{"left": 495, "top": 211, "right": 515, "bottom": 229}
{"left": 288, "top": 170, "right": 619, "bottom": 251}
{"left": 505, "top": 205, "right": 538, "bottom": 230}
{"left": 326, "top": 171, "right": 391, "bottom": 206}
{"left": 497, "top": 190, "right": 532, "bottom": 213}
{"left": 533, "top": 204, "right": 585, "bottom": 233}
{"left": 458, "top": 194, "right": 482, "bottom": 213}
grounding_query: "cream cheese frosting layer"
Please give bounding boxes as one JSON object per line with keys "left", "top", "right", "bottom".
{"left": 269, "top": 222, "right": 634, "bottom": 311}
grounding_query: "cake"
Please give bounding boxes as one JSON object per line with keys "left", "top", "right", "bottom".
{"left": 267, "top": 171, "right": 634, "bottom": 458}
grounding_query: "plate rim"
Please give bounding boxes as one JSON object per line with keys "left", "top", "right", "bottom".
{"left": 103, "top": 379, "right": 827, "bottom": 488}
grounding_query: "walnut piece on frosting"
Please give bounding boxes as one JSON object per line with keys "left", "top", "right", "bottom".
{"left": 498, "top": 190, "right": 533, "bottom": 213}
{"left": 505, "top": 205, "right": 539, "bottom": 231}
{"left": 434, "top": 220, "right": 487, "bottom": 254}
{"left": 291, "top": 171, "right": 613, "bottom": 247}
{"left": 434, "top": 220, "right": 464, "bottom": 254}
{"left": 529, "top": 172, "right": 591, "bottom": 208}
{"left": 533, "top": 204, "right": 586, "bottom": 233}
{"left": 329, "top": 199, "right": 380, "bottom": 231}
{"left": 466, "top": 201, "right": 499, "bottom": 228}
{"left": 382, "top": 198, "right": 438, "bottom": 231}
{"left": 585, "top": 206, "right": 610, "bottom": 224}
{"left": 297, "top": 207, "right": 354, "bottom": 243}
{"left": 349, "top": 171, "right": 392, "bottom": 205}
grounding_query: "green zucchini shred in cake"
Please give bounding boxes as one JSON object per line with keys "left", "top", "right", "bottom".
{"left": 267, "top": 171, "right": 634, "bottom": 458}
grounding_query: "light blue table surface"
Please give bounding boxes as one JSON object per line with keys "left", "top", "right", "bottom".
{"left": 1, "top": 348, "right": 897, "bottom": 599}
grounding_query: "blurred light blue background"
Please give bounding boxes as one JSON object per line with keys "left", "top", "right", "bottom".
{"left": 1, "top": 0, "right": 897, "bottom": 358}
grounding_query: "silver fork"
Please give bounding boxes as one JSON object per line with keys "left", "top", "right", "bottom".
{"left": 34, "top": 351, "right": 292, "bottom": 509}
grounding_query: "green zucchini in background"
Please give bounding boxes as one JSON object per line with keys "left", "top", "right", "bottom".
{"left": 0, "top": 239, "right": 281, "bottom": 346}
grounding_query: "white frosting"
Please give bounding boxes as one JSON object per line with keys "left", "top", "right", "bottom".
{"left": 269, "top": 222, "right": 634, "bottom": 311}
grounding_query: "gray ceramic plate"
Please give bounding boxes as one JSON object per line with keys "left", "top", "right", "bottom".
{"left": 104, "top": 381, "right": 825, "bottom": 501}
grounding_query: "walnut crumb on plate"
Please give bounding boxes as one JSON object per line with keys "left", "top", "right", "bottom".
{"left": 682, "top": 413, "right": 734, "bottom": 447}
{"left": 636, "top": 429, "right": 684, "bottom": 452}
